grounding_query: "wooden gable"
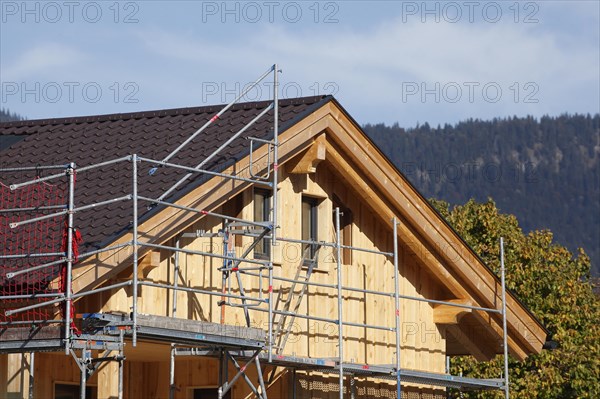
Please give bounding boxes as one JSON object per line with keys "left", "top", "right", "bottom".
{"left": 70, "top": 99, "right": 546, "bottom": 363}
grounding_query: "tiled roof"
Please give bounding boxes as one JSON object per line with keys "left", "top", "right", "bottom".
{"left": 0, "top": 96, "right": 332, "bottom": 255}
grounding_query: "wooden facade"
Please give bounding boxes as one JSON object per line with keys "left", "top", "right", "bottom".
{"left": 1, "top": 99, "right": 546, "bottom": 399}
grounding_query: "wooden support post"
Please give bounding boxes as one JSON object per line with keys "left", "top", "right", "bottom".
{"left": 98, "top": 360, "right": 119, "bottom": 399}
{"left": 0, "top": 354, "right": 7, "bottom": 399}
{"left": 5, "top": 353, "right": 31, "bottom": 399}
{"left": 120, "top": 251, "right": 160, "bottom": 280}
{"left": 433, "top": 299, "right": 473, "bottom": 324}
{"left": 445, "top": 324, "right": 496, "bottom": 361}
{"left": 286, "top": 133, "right": 326, "bottom": 174}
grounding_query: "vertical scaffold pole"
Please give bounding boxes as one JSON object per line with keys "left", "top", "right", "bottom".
{"left": 292, "top": 368, "right": 297, "bottom": 399}
{"left": 64, "top": 162, "right": 76, "bottom": 355}
{"left": 79, "top": 350, "right": 87, "bottom": 399}
{"left": 500, "top": 237, "right": 509, "bottom": 399}
{"left": 173, "top": 237, "right": 180, "bottom": 317}
{"left": 271, "top": 63, "right": 279, "bottom": 246}
{"left": 132, "top": 154, "right": 139, "bottom": 346}
{"left": 335, "top": 207, "right": 344, "bottom": 399}
{"left": 268, "top": 63, "right": 279, "bottom": 363}
{"left": 118, "top": 331, "right": 124, "bottom": 399}
{"left": 392, "top": 218, "right": 402, "bottom": 399}
{"left": 169, "top": 344, "right": 175, "bottom": 399}
{"left": 28, "top": 352, "right": 34, "bottom": 399}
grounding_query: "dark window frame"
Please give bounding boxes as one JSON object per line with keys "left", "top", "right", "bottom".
{"left": 302, "top": 196, "right": 319, "bottom": 263}
{"left": 54, "top": 383, "right": 97, "bottom": 399}
{"left": 253, "top": 188, "right": 271, "bottom": 259}
{"left": 192, "top": 386, "right": 229, "bottom": 399}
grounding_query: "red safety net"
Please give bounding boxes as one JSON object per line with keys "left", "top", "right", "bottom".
{"left": 0, "top": 179, "right": 68, "bottom": 325}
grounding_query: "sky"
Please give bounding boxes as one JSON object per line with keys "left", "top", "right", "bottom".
{"left": 1, "top": 0, "right": 599, "bottom": 127}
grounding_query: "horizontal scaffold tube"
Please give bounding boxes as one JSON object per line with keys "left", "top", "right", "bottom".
{"left": 138, "top": 157, "right": 272, "bottom": 187}
{"left": 136, "top": 195, "right": 271, "bottom": 228}
{"left": 241, "top": 270, "right": 501, "bottom": 313}
{"left": 140, "top": 242, "right": 269, "bottom": 267}
{"left": 138, "top": 281, "right": 266, "bottom": 303}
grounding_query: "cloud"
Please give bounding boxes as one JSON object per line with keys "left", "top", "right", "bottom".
{"left": 3, "top": 2, "right": 597, "bottom": 124}
{"left": 2, "top": 43, "right": 85, "bottom": 81}
{"left": 134, "top": 16, "right": 598, "bottom": 124}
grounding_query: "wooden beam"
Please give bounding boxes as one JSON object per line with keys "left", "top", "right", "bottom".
{"left": 324, "top": 139, "right": 471, "bottom": 298}
{"left": 445, "top": 323, "right": 496, "bottom": 361}
{"left": 471, "top": 309, "right": 528, "bottom": 361}
{"left": 286, "top": 133, "right": 326, "bottom": 174}
{"left": 122, "top": 251, "right": 160, "bottom": 280}
{"left": 66, "top": 98, "right": 544, "bottom": 361}
{"left": 323, "top": 137, "right": 529, "bottom": 361}
{"left": 323, "top": 102, "right": 546, "bottom": 356}
{"left": 433, "top": 299, "right": 472, "bottom": 324}
{"left": 323, "top": 140, "right": 501, "bottom": 359}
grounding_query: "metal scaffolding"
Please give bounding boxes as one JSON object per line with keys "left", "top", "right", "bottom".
{"left": 0, "top": 64, "right": 512, "bottom": 399}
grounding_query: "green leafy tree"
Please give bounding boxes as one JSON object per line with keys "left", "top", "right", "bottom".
{"left": 430, "top": 198, "right": 600, "bottom": 398}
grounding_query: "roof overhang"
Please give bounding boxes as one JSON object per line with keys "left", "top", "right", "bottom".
{"left": 71, "top": 98, "right": 546, "bottom": 360}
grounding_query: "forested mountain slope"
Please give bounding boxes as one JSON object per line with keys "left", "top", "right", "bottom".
{"left": 3, "top": 108, "right": 597, "bottom": 275}
{"left": 363, "top": 114, "right": 600, "bottom": 276}
{"left": 0, "top": 108, "right": 23, "bottom": 122}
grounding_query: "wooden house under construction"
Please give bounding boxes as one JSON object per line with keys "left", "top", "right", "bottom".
{"left": 0, "top": 69, "right": 547, "bottom": 399}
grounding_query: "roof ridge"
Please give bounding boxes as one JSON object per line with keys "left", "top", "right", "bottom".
{"left": 0, "top": 95, "right": 330, "bottom": 128}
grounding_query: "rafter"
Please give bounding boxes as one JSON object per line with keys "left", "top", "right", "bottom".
{"left": 433, "top": 299, "right": 473, "bottom": 324}
{"left": 286, "top": 133, "right": 326, "bottom": 174}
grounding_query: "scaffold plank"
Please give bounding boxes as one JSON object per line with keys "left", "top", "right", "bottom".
{"left": 82, "top": 313, "right": 265, "bottom": 349}
{"left": 171, "top": 347, "right": 503, "bottom": 390}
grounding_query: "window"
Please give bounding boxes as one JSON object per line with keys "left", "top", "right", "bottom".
{"left": 301, "top": 197, "right": 319, "bottom": 262}
{"left": 332, "top": 197, "right": 353, "bottom": 265}
{"left": 192, "top": 387, "right": 229, "bottom": 399}
{"left": 222, "top": 193, "right": 244, "bottom": 248}
{"left": 55, "top": 384, "right": 96, "bottom": 399}
{"left": 332, "top": 196, "right": 353, "bottom": 264}
{"left": 253, "top": 189, "right": 271, "bottom": 258}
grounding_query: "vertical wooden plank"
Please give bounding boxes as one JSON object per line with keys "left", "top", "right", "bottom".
{"left": 278, "top": 167, "right": 309, "bottom": 358}
{"left": 37, "top": 354, "right": 52, "bottom": 399}
{"left": 143, "top": 361, "right": 160, "bottom": 399}
{"left": 66, "top": 135, "right": 451, "bottom": 395}
{"left": 0, "top": 354, "right": 7, "bottom": 399}
{"left": 405, "top": 255, "right": 418, "bottom": 370}
{"left": 101, "top": 284, "right": 129, "bottom": 314}
{"left": 127, "top": 362, "right": 142, "bottom": 399}
{"left": 5, "top": 353, "right": 28, "bottom": 399}
{"left": 97, "top": 360, "right": 119, "bottom": 399}
{"left": 239, "top": 187, "right": 257, "bottom": 329}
